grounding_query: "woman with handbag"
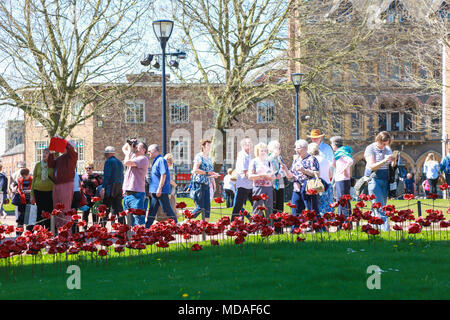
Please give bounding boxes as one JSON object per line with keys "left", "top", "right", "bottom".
{"left": 281, "top": 139, "right": 320, "bottom": 232}
{"left": 30, "top": 148, "right": 54, "bottom": 230}
{"left": 248, "top": 142, "right": 275, "bottom": 223}
{"left": 191, "top": 139, "right": 219, "bottom": 222}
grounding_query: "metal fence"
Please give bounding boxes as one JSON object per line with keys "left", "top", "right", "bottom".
{"left": 172, "top": 164, "right": 294, "bottom": 202}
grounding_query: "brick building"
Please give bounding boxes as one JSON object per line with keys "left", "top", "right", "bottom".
{"left": 0, "top": 143, "right": 25, "bottom": 179}
{"left": 24, "top": 72, "right": 297, "bottom": 179}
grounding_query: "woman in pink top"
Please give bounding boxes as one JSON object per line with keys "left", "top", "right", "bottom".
{"left": 248, "top": 143, "right": 275, "bottom": 222}
{"left": 330, "top": 136, "right": 354, "bottom": 227}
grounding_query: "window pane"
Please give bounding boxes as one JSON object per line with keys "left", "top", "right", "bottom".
{"left": 391, "top": 112, "right": 400, "bottom": 131}
{"left": 257, "top": 100, "right": 276, "bottom": 123}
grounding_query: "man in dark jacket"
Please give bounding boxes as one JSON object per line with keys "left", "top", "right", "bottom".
{"left": 100, "top": 146, "right": 125, "bottom": 224}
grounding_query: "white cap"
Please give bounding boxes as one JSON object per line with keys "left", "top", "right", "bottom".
{"left": 104, "top": 146, "right": 116, "bottom": 154}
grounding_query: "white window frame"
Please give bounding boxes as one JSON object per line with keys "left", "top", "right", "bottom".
{"left": 169, "top": 102, "right": 189, "bottom": 124}
{"left": 170, "top": 137, "right": 190, "bottom": 165}
{"left": 257, "top": 99, "right": 276, "bottom": 124}
{"left": 73, "top": 139, "right": 85, "bottom": 173}
{"left": 72, "top": 101, "right": 85, "bottom": 125}
{"left": 225, "top": 138, "right": 234, "bottom": 166}
{"left": 34, "top": 140, "right": 49, "bottom": 162}
{"left": 125, "top": 100, "right": 145, "bottom": 124}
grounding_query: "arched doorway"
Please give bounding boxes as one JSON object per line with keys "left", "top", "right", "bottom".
{"left": 416, "top": 150, "right": 442, "bottom": 183}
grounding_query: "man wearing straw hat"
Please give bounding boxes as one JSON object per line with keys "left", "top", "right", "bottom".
{"left": 307, "top": 129, "right": 334, "bottom": 166}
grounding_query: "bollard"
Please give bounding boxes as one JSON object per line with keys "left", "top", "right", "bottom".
{"left": 201, "top": 208, "right": 206, "bottom": 241}
{"left": 51, "top": 215, "right": 56, "bottom": 235}
{"left": 126, "top": 213, "right": 133, "bottom": 238}
{"left": 417, "top": 200, "right": 422, "bottom": 217}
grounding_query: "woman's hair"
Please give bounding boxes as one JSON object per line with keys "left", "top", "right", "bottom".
{"left": 375, "top": 131, "right": 392, "bottom": 145}
{"left": 254, "top": 142, "right": 268, "bottom": 158}
{"left": 330, "top": 136, "right": 344, "bottom": 148}
{"left": 200, "top": 139, "right": 211, "bottom": 151}
{"left": 164, "top": 153, "right": 174, "bottom": 164}
{"left": 294, "top": 139, "right": 308, "bottom": 150}
{"left": 307, "top": 143, "right": 320, "bottom": 156}
{"left": 425, "top": 153, "right": 435, "bottom": 163}
{"left": 85, "top": 161, "right": 94, "bottom": 169}
{"left": 227, "top": 168, "right": 233, "bottom": 174}
{"left": 0, "top": 164, "right": 2, "bottom": 171}
{"left": 20, "top": 168, "right": 30, "bottom": 177}
{"left": 267, "top": 140, "right": 280, "bottom": 153}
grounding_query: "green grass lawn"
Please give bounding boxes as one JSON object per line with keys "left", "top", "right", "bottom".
{"left": 0, "top": 232, "right": 449, "bottom": 300}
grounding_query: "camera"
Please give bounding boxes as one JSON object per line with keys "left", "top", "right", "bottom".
{"left": 127, "top": 138, "right": 138, "bottom": 148}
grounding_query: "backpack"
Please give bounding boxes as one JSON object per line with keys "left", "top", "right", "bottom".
{"left": 0, "top": 173, "right": 7, "bottom": 194}
{"left": 354, "top": 171, "right": 376, "bottom": 196}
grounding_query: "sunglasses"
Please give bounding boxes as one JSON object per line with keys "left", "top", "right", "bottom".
{"left": 86, "top": 167, "right": 93, "bottom": 170}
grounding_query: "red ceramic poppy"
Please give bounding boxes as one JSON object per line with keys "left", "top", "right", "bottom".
{"left": 427, "top": 193, "right": 439, "bottom": 200}
{"left": 408, "top": 223, "right": 421, "bottom": 234}
{"left": 403, "top": 194, "right": 415, "bottom": 200}
{"left": 191, "top": 243, "right": 203, "bottom": 251}
{"left": 287, "top": 202, "right": 297, "bottom": 209}
{"left": 359, "top": 194, "right": 369, "bottom": 201}
{"left": 176, "top": 202, "right": 187, "bottom": 209}
{"left": 214, "top": 197, "right": 225, "bottom": 204}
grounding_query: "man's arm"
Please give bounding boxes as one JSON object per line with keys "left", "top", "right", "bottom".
{"left": 122, "top": 143, "right": 136, "bottom": 167}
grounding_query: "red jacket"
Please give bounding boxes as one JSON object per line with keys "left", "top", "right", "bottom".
{"left": 18, "top": 176, "right": 33, "bottom": 204}
{"left": 47, "top": 143, "right": 78, "bottom": 184}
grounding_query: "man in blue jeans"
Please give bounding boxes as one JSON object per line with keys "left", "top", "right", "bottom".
{"left": 145, "top": 144, "right": 178, "bottom": 227}
{"left": 122, "top": 140, "right": 149, "bottom": 226}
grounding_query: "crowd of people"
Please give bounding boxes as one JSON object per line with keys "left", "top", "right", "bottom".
{"left": 0, "top": 129, "right": 449, "bottom": 236}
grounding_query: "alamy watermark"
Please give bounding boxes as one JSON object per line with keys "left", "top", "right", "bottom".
{"left": 170, "top": 120, "right": 281, "bottom": 164}
{"left": 366, "top": 265, "right": 381, "bottom": 290}
{"left": 66, "top": 265, "right": 81, "bottom": 290}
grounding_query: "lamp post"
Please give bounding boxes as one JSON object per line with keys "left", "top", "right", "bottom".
{"left": 291, "top": 73, "right": 304, "bottom": 141}
{"left": 152, "top": 20, "right": 174, "bottom": 155}
{"left": 141, "top": 21, "right": 185, "bottom": 155}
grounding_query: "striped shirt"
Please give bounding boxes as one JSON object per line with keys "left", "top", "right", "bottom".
{"left": 364, "top": 142, "right": 392, "bottom": 176}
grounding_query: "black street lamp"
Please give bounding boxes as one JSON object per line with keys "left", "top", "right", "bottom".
{"left": 153, "top": 20, "right": 173, "bottom": 155}
{"left": 291, "top": 73, "right": 304, "bottom": 141}
{"left": 140, "top": 20, "right": 186, "bottom": 155}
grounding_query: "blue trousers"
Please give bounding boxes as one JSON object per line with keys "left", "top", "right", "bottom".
{"left": 192, "top": 183, "right": 211, "bottom": 219}
{"left": 145, "top": 193, "right": 178, "bottom": 227}
{"left": 123, "top": 192, "right": 146, "bottom": 226}
{"left": 368, "top": 178, "right": 389, "bottom": 231}
{"left": 335, "top": 180, "right": 351, "bottom": 217}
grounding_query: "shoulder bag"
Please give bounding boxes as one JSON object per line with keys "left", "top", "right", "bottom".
{"left": 306, "top": 172, "right": 325, "bottom": 193}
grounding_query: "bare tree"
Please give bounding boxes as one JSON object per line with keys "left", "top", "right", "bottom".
{"left": 0, "top": 0, "right": 154, "bottom": 138}
{"left": 169, "top": 0, "right": 294, "bottom": 169}
{"left": 291, "top": 0, "right": 447, "bottom": 138}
